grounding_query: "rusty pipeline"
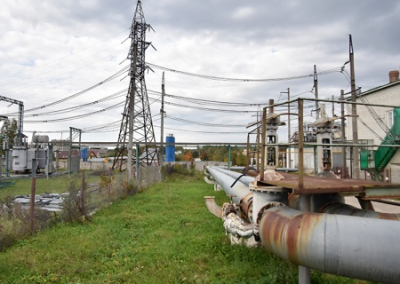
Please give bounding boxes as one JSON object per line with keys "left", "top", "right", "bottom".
{"left": 289, "top": 194, "right": 400, "bottom": 220}
{"left": 320, "top": 202, "right": 400, "bottom": 220}
{"left": 239, "top": 192, "right": 253, "bottom": 222}
{"left": 259, "top": 206, "right": 400, "bottom": 283}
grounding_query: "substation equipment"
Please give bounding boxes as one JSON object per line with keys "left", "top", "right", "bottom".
{"left": 0, "top": 96, "right": 53, "bottom": 175}
{"left": 204, "top": 98, "right": 400, "bottom": 283}
{"left": 11, "top": 134, "right": 53, "bottom": 174}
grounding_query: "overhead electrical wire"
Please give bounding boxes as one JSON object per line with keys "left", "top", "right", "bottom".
{"left": 24, "top": 101, "right": 125, "bottom": 123}
{"left": 147, "top": 95, "right": 257, "bottom": 113}
{"left": 16, "top": 65, "right": 130, "bottom": 114}
{"left": 17, "top": 61, "right": 346, "bottom": 136}
{"left": 83, "top": 114, "right": 161, "bottom": 133}
{"left": 147, "top": 90, "right": 263, "bottom": 107}
{"left": 24, "top": 89, "right": 128, "bottom": 118}
{"left": 82, "top": 120, "right": 121, "bottom": 132}
{"left": 153, "top": 125, "right": 248, "bottom": 134}
{"left": 148, "top": 89, "right": 316, "bottom": 111}
{"left": 148, "top": 94, "right": 302, "bottom": 113}
{"left": 359, "top": 95, "right": 391, "bottom": 136}
{"left": 166, "top": 114, "right": 247, "bottom": 128}
{"left": 147, "top": 63, "right": 344, "bottom": 82}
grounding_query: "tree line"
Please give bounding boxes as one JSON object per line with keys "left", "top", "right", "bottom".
{"left": 174, "top": 145, "right": 248, "bottom": 166}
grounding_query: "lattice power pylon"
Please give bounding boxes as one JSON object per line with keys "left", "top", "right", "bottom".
{"left": 112, "top": 0, "right": 157, "bottom": 171}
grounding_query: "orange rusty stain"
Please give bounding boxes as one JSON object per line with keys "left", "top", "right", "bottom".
{"left": 239, "top": 192, "right": 253, "bottom": 220}
{"left": 260, "top": 208, "right": 323, "bottom": 265}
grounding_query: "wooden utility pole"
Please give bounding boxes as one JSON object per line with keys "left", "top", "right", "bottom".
{"left": 349, "top": 34, "right": 360, "bottom": 179}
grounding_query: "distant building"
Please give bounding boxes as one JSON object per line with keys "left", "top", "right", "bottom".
{"left": 347, "top": 70, "right": 400, "bottom": 181}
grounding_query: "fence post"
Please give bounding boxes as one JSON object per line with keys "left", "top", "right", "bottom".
{"left": 81, "top": 170, "right": 85, "bottom": 214}
{"left": 30, "top": 159, "right": 37, "bottom": 235}
{"left": 108, "top": 168, "right": 112, "bottom": 201}
{"left": 30, "top": 177, "right": 36, "bottom": 235}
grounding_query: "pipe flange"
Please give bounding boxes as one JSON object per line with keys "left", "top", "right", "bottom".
{"left": 256, "top": 202, "right": 285, "bottom": 226}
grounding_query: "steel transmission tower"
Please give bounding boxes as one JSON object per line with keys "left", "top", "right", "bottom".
{"left": 113, "top": 1, "right": 157, "bottom": 171}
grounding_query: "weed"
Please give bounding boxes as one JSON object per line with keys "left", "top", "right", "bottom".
{"left": 61, "top": 178, "right": 90, "bottom": 223}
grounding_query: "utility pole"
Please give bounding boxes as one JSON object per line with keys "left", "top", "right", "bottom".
{"left": 314, "top": 65, "right": 319, "bottom": 119}
{"left": 287, "top": 88, "right": 291, "bottom": 168}
{"left": 341, "top": 90, "right": 346, "bottom": 178}
{"left": 349, "top": 34, "right": 360, "bottom": 179}
{"left": 280, "top": 89, "right": 291, "bottom": 168}
{"left": 160, "top": 72, "right": 165, "bottom": 168}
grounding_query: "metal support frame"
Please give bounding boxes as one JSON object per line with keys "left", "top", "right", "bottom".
{"left": 113, "top": 0, "right": 157, "bottom": 172}
{"left": 0, "top": 95, "right": 24, "bottom": 146}
{"left": 68, "top": 127, "right": 82, "bottom": 174}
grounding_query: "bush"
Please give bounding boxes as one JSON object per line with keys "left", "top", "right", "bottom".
{"left": 61, "top": 178, "right": 90, "bottom": 223}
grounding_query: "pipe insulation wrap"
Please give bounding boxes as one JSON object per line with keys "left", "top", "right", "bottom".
{"left": 223, "top": 213, "right": 254, "bottom": 238}
{"left": 260, "top": 206, "right": 400, "bottom": 283}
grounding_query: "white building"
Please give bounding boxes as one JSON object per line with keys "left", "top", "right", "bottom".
{"left": 347, "top": 70, "right": 400, "bottom": 182}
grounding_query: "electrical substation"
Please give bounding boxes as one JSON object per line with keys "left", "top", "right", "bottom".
{"left": 1, "top": 1, "right": 400, "bottom": 283}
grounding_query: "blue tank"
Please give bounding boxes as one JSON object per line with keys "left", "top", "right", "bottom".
{"left": 165, "top": 134, "right": 175, "bottom": 162}
{"left": 81, "top": 148, "right": 88, "bottom": 161}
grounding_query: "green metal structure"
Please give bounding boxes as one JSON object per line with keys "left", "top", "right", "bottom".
{"left": 360, "top": 107, "right": 400, "bottom": 180}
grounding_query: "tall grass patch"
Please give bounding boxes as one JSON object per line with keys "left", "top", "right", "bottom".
{"left": 0, "top": 172, "right": 368, "bottom": 283}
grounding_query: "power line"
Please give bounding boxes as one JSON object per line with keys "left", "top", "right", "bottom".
{"left": 24, "top": 89, "right": 127, "bottom": 118}
{"left": 147, "top": 63, "right": 344, "bottom": 82}
{"left": 148, "top": 94, "right": 257, "bottom": 113}
{"left": 12, "top": 65, "right": 129, "bottom": 114}
{"left": 24, "top": 101, "right": 124, "bottom": 123}
{"left": 166, "top": 114, "right": 247, "bottom": 127}
{"left": 153, "top": 125, "right": 248, "bottom": 134}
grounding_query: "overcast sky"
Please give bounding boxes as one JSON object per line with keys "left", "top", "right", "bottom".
{"left": 1, "top": 0, "right": 399, "bottom": 145}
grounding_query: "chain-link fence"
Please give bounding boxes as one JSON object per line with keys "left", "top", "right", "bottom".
{"left": 0, "top": 165, "right": 162, "bottom": 251}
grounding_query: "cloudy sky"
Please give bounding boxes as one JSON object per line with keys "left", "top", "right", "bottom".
{"left": 1, "top": 0, "right": 399, "bottom": 145}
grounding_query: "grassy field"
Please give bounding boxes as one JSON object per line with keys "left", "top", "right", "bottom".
{"left": 0, "top": 172, "right": 369, "bottom": 283}
{"left": 0, "top": 172, "right": 103, "bottom": 199}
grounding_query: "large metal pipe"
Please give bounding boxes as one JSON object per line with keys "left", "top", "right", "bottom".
{"left": 207, "top": 166, "right": 255, "bottom": 221}
{"left": 210, "top": 167, "right": 255, "bottom": 186}
{"left": 260, "top": 206, "right": 400, "bottom": 283}
{"left": 206, "top": 166, "right": 251, "bottom": 204}
{"left": 289, "top": 194, "right": 400, "bottom": 220}
{"left": 320, "top": 202, "right": 400, "bottom": 220}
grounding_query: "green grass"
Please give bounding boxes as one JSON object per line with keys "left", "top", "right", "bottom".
{"left": 0, "top": 172, "right": 368, "bottom": 283}
{"left": 0, "top": 171, "right": 103, "bottom": 199}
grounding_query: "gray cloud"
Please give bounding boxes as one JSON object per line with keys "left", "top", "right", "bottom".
{"left": 0, "top": 0, "right": 399, "bottom": 143}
